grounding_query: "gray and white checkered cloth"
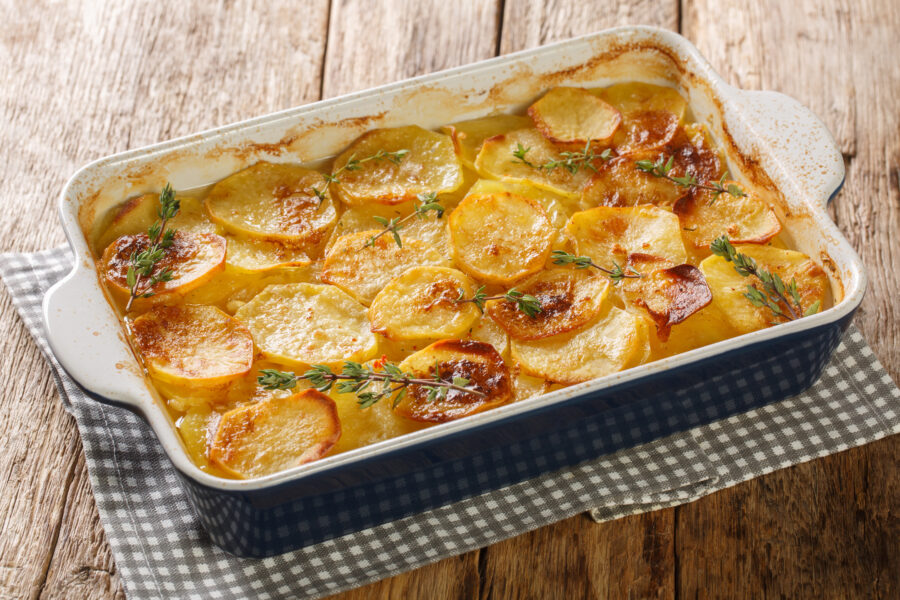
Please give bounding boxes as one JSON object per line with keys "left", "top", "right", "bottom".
{"left": 2, "top": 246, "right": 898, "bottom": 600}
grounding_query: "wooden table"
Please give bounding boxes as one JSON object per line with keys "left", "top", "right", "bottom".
{"left": 1, "top": 1, "right": 897, "bottom": 598}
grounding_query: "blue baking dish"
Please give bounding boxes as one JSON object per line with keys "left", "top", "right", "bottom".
{"left": 42, "top": 26, "right": 864, "bottom": 557}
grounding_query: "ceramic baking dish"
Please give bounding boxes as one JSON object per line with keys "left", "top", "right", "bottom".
{"left": 43, "top": 26, "right": 864, "bottom": 557}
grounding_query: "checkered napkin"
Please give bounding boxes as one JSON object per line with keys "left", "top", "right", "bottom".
{"left": 2, "top": 247, "right": 898, "bottom": 600}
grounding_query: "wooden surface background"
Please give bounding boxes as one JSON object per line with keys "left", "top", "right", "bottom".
{"left": 1, "top": 1, "right": 897, "bottom": 598}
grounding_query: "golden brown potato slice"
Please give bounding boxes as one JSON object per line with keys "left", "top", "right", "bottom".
{"left": 466, "top": 178, "right": 575, "bottom": 229}
{"left": 328, "top": 199, "right": 453, "bottom": 260}
{"left": 595, "top": 82, "right": 687, "bottom": 153}
{"left": 646, "top": 305, "right": 736, "bottom": 360}
{"left": 94, "top": 194, "right": 221, "bottom": 253}
{"left": 209, "top": 390, "right": 341, "bottom": 478}
{"left": 206, "top": 162, "right": 335, "bottom": 247}
{"left": 528, "top": 87, "right": 621, "bottom": 145}
{"left": 369, "top": 266, "right": 480, "bottom": 340}
{"left": 329, "top": 386, "right": 428, "bottom": 454}
{"left": 565, "top": 205, "right": 687, "bottom": 266}
{"left": 700, "top": 244, "right": 828, "bottom": 334}
{"left": 580, "top": 155, "right": 686, "bottom": 210}
{"left": 176, "top": 406, "right": 221, "bottom": 470}
{"left": 372, "top": 312, "right": 509, "bottom": 363}
{"left": 474, "top": 128, "right": 594, "bottom": 198}
{"left": 395, "top": 339, "right": 512, "bottom": 423}
{"left": 321, "top": 230, "right": 449, "bottom": 306}
{"left": 224, "top": 235, "right": 311, "bottom": 273}
{"left": 621, "top": 264, "right": 713, "bottom": 341}
{"left": 449, "top": 191, "right": 554, "bottom": 284}
{"left": 132, "top": 304, "right": 254, "bottom": 388}
{"left": 512, "top": 369, "right": 551, "bottom": 402}
{"left": 674, "top": 186, "right": 781, "bottom": 258}
{"left": 486, "top": 268, "right": 610, "bottom": 340}
{"left": 234, "top": 283, "right": 378, "bottom": 368}
{"left": 511, "top": 305, "right": 649, "bottom": 384}
{"left": 665, "top": 123, "right": 726, "bottom": 184}
{"left": 442, "top": 114, "right": 533, "bottom": 169}
{"left": 102, "top": 231, "right": 227, "bottom": 304}
{"left": 333, "top": 125, "right": 463, "bottom": 206}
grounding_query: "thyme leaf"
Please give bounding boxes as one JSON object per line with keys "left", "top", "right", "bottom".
{"left": 454, "top": 285, "right": 543, "bottom": 317}
{"left": 256, "top": 362, "right": 485, "bottom": 409}
{"left": 635, "top": 155, "right": 746, "bottom": 205}
{"left": 124, "top": 183, "right": 180, "bottom": 311}
{"left": 551, "top": 250, "right": 642, "bottom": 284}
{"left": 364, "top": 192, "right": 445, "bottom": 248}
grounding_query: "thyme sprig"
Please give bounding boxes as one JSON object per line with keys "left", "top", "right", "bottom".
{"left": 512, "top": 139, "right": 612, "bottom": 175}
{"left": 635, "top": 155, "right": 745, "bottom": 205}
{"left": 710, "top": 236, "right": 820, "bottom": 321}
{"left": 257, "top": 362, "right": 485, "bottom": 409}
{"left": 551, "top": 250, "right": 642, "bottom": 284}
{"left": 325, "top": 148, "right": 410, "bottom": 184}
{"left": 124, "top": 184, "right": 180, "bottom": 312}
{"left": 364, "top": 192, "right": 445, "bottom": 248}
{"left": 454, "top": 285, "right": 542, "bottom": 318}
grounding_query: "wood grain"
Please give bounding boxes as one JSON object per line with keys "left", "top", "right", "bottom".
{"left": 675, "top": 2, "right": 900, "bottom": 598}
{"left": 0, "top": 1, "right": 896, "bottom": 599}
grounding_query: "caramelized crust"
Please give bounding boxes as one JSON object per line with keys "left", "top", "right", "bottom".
{"left": 209, "top": 389, "right": 341, "bottom": 479}
{"left": 395, "top": 339, "right": 512, "bottom": 423}
{"left": 486, "top": 268, "right": 609, "bottom": 340}
{"left": 131, "top": 304, "right": 254, "bottom": 386}
{"left": 624, "top": 264, "right": 713, "bottom": 341}
{"left": 102, "top": 231, "right": 226, "bottom": 301}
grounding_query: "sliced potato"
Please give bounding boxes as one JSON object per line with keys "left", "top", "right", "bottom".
{"left": 205, "top": 162, "right": 336, "bottom": 246}
{"left": 621, "top": 264, "right": 713, "bottom": 341}
{"left": 474, "top": 128, "right": 593, "bottom": 198}
{"left": 369, "top": 266, "right": 480, "bottom": 340}
{"left": 512, "top": 370, "right": 551, "bottom": 402}
{"left": 595, "top": 82, "right": 687, "bottom": 153}
{"left": 176, "top": 406, "right": 220, "bottom": 469}
{"left": 449, "top": 191, "right": 554, "bottom": 284}
{"left": 234, "top": 283, "right": 378, "bottom": 368}
{"left": 131, "top": 305, "right": 254, "bottom": 388}
{"left": 333, "top": 125, "right": 463, "bottom": 206}
{"left": 394, "top": 339, "right": 512, "bottom": 423}
{"left": 528, "top": 87, "right": 621, "bottom": 145}
{"left": 674, "top": 186, "right": 781, "bottom": 258}
{"left": 330, "top": 387, "right": 428, "bottom": 454}
{"left": 94, "top": 194, "right": 221, "bottom": 254}
{"left": 442, "top": 114, "right": 533, "bottom": 169}
{"left": 647, "top": 305, "right": 736, "bottom": 360}
{"left": 328, "top": 200, "right": 453, "bottom": 260}
{"left": 466, "top": 178, "right": 575, "bottom": 229}
{"left": 102, "top": 231, "right": 227, "bottom": 302}
{"left": 565, "top": 205, "right": 687, "bottom": 265}
{"left": 511, "top": 305, "right": 648, "bottom": 384}
{"left": 486, "top": 268, "right": 610, "bottom": 340}
{"left": 580, "top": 155, "right": 686, "bottom": 210}
{"left": 666, "top": 123, "right": 726, "bottom": 185}
{"left": 209, "top": 390, "right": 341, "bottom": 478}
{"left": 321, "top": 230, "right": 449, "bottom": 305}
{"left": 700, "top": 245, "right": 828, "bottom": 334}
{"left": 372, "top": 312, "right": 509, "bottom": 363}
{"left": 225, "top": 235, "right": 311, "bottom": 273}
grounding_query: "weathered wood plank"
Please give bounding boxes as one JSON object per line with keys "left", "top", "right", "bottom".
{"left": 677, "top": 1, "right": 900, "bottom": 598}
{"left": 321, "top": 0, "right": 501, "bottom": 98}
{"left": 499, "top": 0, "right": 679, "bottom": 55}
{"left": 0, "top": 1, "right": 330, "bottom": 599}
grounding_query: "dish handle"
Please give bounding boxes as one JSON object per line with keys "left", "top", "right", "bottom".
{"left": 729, "top": 89, "right": 845, "bottom": 210}
{"left": 42, "top": 264, "right": 149, "bottom": 409}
